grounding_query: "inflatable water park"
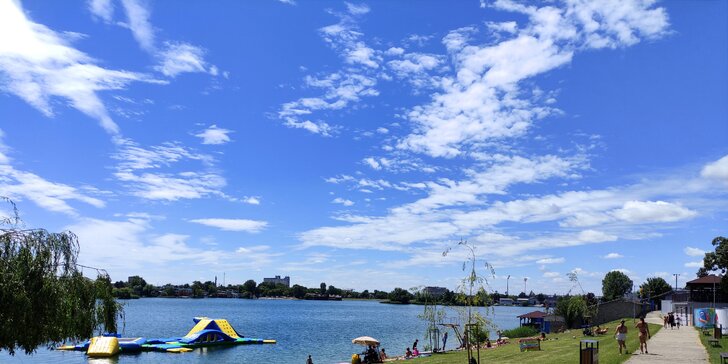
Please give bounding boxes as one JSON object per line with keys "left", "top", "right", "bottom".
{"left": 57, "top": 317, "right": 276, "bottom": 357}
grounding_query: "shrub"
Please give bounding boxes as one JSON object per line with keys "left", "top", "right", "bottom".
{"left": 500, "top": 326, "right": 539, "bottom": 338}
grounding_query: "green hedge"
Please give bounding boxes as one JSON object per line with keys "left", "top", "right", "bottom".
{"left": 501, "top": 326, "right": 540, "bottom": 338}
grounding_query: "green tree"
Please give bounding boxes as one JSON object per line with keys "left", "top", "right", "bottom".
{"left": 555, "top": 295, "right": 587, "bottom": 328}
{"left": 320, "top": 282, "right": 327, "bottom": 295}
{"left": 0, "top": 199, "right": 121, "bottom": 355}
{"left": 602, "top": 270, "right": 633, "bottom": 301}
{"left": 697, "top": 236, "right": 728, "bottom": 300}
{"left": 388, "top": 288, "right": 413, "bottom": 304}
{"left": 327, "top": 285, "right": 342, "bottom": 296}
{"left": 242, "top": 279, "right": 257, "bottom": 297}
{"left": 291, "top": 284, "right": 306, "bottom": 299}
{"left": 639, "top": 277, "right": 672, "bottom": 299}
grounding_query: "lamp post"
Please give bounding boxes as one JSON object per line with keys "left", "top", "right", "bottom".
{"left": 673, "top": 273, "right": 680, "bottom": 291}
{"left": 506, "top": 275, "right": 511, "bottom": 296}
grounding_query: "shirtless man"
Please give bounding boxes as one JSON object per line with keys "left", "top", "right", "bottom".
{"left": 635, "top": 317, "right": 651, "bottom": 354}
{"left": 616, "top": 320, "right": 628, "bottom": 354}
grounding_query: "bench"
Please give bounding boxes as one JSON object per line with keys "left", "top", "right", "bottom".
{"left": 709, "top": 338, "right": 720, "bottom": 347}
{"left": 720, "top": 352, "right": 728, "bottom": 363}
{"left": 518, "top": 338, "right": 541, "bottom": 352}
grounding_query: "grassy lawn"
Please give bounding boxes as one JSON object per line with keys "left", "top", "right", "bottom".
{"left": 412, "top": 319, "right": 661, "bottom": 364}
{"left": 697, "top": 327, "right": 728, "bottom": 363}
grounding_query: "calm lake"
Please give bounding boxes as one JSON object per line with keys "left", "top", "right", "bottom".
{"left": 3, "top": 298, "right": 534, "bottom": 364}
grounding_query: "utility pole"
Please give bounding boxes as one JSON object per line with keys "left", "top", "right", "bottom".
{"left": 524, "top": 277, "right": 528, "bottom": 294}
{"left": 506, "top": 275, "right": 511, "bottom": 296}
{"left": 673, "top": 273, "right": 680, "bottom": 291}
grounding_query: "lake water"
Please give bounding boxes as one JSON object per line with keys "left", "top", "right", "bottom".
{"left": 2, "top": 298, "right": 534, "bottom": 364}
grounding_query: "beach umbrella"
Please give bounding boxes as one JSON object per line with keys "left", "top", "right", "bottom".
{"left": 352, "top": 336, "right": 380, "bottom": 346}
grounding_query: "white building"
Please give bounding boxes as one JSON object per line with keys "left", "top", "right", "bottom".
{"left": 263, "top": 275, "right": 290, "bottom": 287}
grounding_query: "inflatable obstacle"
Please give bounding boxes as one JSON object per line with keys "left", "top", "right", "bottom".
{"left": 57, "top": 317, "right": 275, "bottom": 356}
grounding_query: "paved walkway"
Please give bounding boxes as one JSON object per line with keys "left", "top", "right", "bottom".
{"left": 624, "top": 312, "right": 709, "bottom": 363}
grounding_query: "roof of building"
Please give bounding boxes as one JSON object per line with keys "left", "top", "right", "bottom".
{"left": 517, "top": 311, "right": 547, "bottom": 319}
{"left": 686, "top": 275, "right": 721, "bottom": 285}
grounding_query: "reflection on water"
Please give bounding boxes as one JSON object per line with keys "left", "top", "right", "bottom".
{"left": 1, "top": 298, "right": 534, "bottom": 364}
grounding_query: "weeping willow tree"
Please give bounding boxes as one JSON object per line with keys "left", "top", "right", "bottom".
{"left": 0, "top": 198, "right": 122, "bottom": 355}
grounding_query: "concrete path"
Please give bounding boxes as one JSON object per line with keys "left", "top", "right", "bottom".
{"left": 624, "top": 312, "right": 709, "bottom": 363}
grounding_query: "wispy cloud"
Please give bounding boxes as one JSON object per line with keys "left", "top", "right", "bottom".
{"left": 120, "top": 0, "right": 155, "bottom": 51}
{"left": 190, "top": 218, "right": 268, "bottom": 233}
{"left": 0, "top": 129, "right": 104, "bottom": 216}
{"left": 277, "top": 3, "right": 381, "bottom": 135}
{"left": 88, "top": 0, "right": 115, "bottom": 23}
{"left": 155, "top": 42, "right": 215, "bottom": 77}
{"left": 302, "top": 154, "right": 727, "bottom": 263}
{"left": 111, "top": 139, "right": 245, "bottom": 202}
{"left": 604, "top": 253, "right": 623, "bottom": 259}
{"left": 332, "top": 197, "right": 354, "bottom": 207}
{"left": 0, "top": 0, "right": 163, "bottom": 136}
{"left": 398, "top": 0, "right": 669, "bottom": 157}
{"left": 684, "top": 247, "right": 705, "bottom": 257}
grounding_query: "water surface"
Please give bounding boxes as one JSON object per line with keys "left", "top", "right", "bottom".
{"left": 2, "top": 298, "right": 534, "bottom": 364}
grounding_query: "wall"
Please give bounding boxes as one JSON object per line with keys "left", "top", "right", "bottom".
{"left": 593, "top": 300, "right": 648, "bottom": 325}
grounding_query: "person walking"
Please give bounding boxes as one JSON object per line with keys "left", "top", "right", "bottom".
{"left": 668, "top": 312, "right": 675, "bottom": 329}
{"left": 412, "top": 339, "right": 418, "bottom": 351}
{"left": 306, "top": 354, "right": 313, "bottom": 364}
{"left": 442, "top": 331, "right": 448, "bottom": 351}
{"left": 635, "top": 317, "right": 651, "bottom": 354}
{"left": 616, "top": 320, "right": 628, "bottom": 355}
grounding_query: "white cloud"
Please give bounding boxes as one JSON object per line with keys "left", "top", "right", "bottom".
{"left": 67, "top": 217, "right": 275, "bottom": 282}
{"left": 685, "top": 261, "right": 703, "bottom": 268}
{"left": 155, "top": 42, "right": 213, "bottom": 77}
{"left": 278, "top": 0, "right": 296, "bottom": 5}
{"left": 376, "top": 127, "right": 389, "bottom": 134}
{"left": 345, "top": 2, "right": 370, "bottom": 15}
{"left": 385, "top": 47, "right": 405, "bottom": 56}
{"left": 120, "top": 0, "right": 155, "bottom": 51}
{"left": 701, "top": 155, "right": 728, "bottom": 182}
{"left": 398, "top": 0, "right": 669, "bottom": 157}
{"left": 278, "top": 72, "right": 377, "bottom": 135}
{"left": 195, "top": 125, "right": 233, "bottom": 145}
{"left": 363, "top": 157, "right": 381, "bottom": 170}
{"left": 0, "top": 0, "right": 163, "bottom": 136}
{"left": 0, "top": 130, "right": 104, "bottom": 215}
{"left": 536, "top": 257, "right": 565, "bottom": 264}
{"left": 604, "top": 253, "right": 623, "bottom": 259}
{"left": 612, "top": 200, "right": 697, "bottom": 223}
{"left": 332, "top": 197, "right": 354, "bottom": 207}
{"left": 243, "top": 196, "right": 261, "bottom": 205}
{"left": 543, "top": 272, "right": 560, "bottom": 278}
{"left": 190, "top": 218, "right": 268, "bottom": 233}
{"left": 111, "top": 139, "right": 245, "bottom": 202}
{"left": 684, "top": 247, "right": 705, "bottom": 257}
{"left": 88, "top": 0, "right": 114, "bottom": 23}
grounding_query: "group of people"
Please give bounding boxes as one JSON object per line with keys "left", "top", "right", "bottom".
{"left": 362, "top": 345, "right": 386, "bottom": 363}
{"left": 404, "top": 339, "right": 419, "bottom": 358}
{"left": 663, "top": 312, "right": 681, "bottom": 329}
{"left": 615, "top": 317, "right": 651, "bottom": 355}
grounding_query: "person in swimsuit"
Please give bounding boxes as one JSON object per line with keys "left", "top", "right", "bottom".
{"left": 635, "top": 317, "right": 651, "bottom": 354}
{"left": 616, "top": 320, "right": 628, "bottom": 354}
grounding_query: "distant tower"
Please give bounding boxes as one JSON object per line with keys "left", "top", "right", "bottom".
{"left": 215, "top": 276, "right": 218, "bottom": 287}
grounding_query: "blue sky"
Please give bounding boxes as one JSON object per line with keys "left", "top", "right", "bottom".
{"left": 0, "top": 0, "right": 726, "bottom": 295}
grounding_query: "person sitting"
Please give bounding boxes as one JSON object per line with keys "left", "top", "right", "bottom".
{"left": 379, "top": 348, "right": 387, "bottom": 360}
{"left": 485, "top": 339, "right": 492, "bottom": 348}
{"left": 412, "top": 347, "right": 419, "bottom": 356}
{"left": 540, "top": 332, "right": 547, "bottom": 341}
{"left": 405, "top": 347, "right": 412, "bottom": 358}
